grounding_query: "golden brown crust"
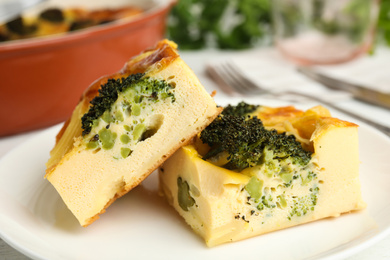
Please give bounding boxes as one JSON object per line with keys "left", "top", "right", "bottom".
{"left": 310, "top": 117, "right": 358, "bottom": 142}
{"left": 256, "top": 106, "right": 304, "bottom": 124}
{"left": 256, "top": 105, "right": 357, "bottom": 131}
{"left": 121, "top": 40, "right": 180, "bottom": 75}
{"left": 82, "top": 106, "right": 223, "bottom": 227}
{"left": 253, "top": 105, "right": 358, "bottom": 151}
{"left": 55, "top": 118, "right": 70, "bottom": 144}
{"left": 317, "top": 117, "right": 358, "bottom": 128}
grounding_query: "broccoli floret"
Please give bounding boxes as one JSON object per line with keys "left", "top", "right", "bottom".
{"left": 206, "top": 102, "right": 321, "bottom": 221}
{"left": 222, "top": 101, "right": 259, "bottom": 117}
{"left": 81, "top": 73, "right": 175, "bottom": 136}
{"left": 200, "top": 103, "right": 312, "bottom": 170}
{"left": 289, "top": 187, "right": 319, "bottom": 219}
{"left": 177, "top": 177, "right": 196, "bottom": 211}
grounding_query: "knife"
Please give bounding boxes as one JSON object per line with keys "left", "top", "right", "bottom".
{"left": 298, "top": 67, "right": 390, "bottom": 110}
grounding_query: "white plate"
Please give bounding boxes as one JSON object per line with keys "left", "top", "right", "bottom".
{"left": 1, "top": 98, "right": 390, "bottom": 260}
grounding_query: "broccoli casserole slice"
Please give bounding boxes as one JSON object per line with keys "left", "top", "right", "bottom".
{"left": 45, "top": 40, "right": 222, "bottom": 227}
{"left": 158, "top": 102, "right": 366, "bottom": 247}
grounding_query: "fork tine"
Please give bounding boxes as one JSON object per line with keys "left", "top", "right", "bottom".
{"left": 223, "top": 62, "right": 267, "bottom": 95}
{"left": 217, "top": 61, "right": 264, "bottom": 94}
{"left": 212, "top": 62, "right": 248, "bottom": 93}
{"left": 218, "top": 62, "right": 254, "bottom": 94}
{"left": 207, "top": 61, "right": 267, "bottom": 95}
{"left": 206, "top": 64, "right": 238, "bottom": 95}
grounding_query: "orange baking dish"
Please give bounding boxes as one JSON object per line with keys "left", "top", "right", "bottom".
{"left": 0, "top": 1, "right": 175, "bottom": 136}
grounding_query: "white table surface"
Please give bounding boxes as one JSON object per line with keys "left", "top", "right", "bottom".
{"left": 1, "top": 48, "right": 390, "bottom": 260}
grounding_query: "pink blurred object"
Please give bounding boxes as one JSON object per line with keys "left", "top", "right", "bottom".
{"left": 272, "top": 0, "right": 379, "bottom": 65}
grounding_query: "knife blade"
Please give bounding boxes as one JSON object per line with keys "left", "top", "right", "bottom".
{"left": 298, "top": 67, "right": 390, "bottom": 110}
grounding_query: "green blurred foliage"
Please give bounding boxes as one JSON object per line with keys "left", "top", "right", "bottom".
{"left": 378, "top": 0, "right": 390, "bottom": 46}
{"left": 168, "top": 0, "right": 390, "bottom": 50}
{"left": 167, "top": 0, "right": 271, "bottom": 49}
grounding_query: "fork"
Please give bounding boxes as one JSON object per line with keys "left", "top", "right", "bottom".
{"left": 206, "top": 61, "right": 390, "bottom": 137}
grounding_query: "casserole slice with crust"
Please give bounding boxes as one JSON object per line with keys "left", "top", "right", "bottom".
{"left": 159, "top": 102, "right": 366, "bottom": 247}
{"left": 45, "top": 40, "right": 222, "bottom": 227}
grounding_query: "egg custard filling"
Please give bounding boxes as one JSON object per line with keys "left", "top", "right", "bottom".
{"left": 82, "top": 75, "right": 176, "bottom": 160}
{"left": 159, "top": 102, "right": 366, "bottom": 247}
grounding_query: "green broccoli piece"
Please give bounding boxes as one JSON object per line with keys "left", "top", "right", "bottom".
{"left": 204, "top": 102, "right": 321, "bottom": 220}
{"left": 200, "top": 103, "right": 312, "bottom": 170}
{"left": 289, "top": 187, "right": 320, "bottom": 219}
{"left": 222, "top": 101, "right": 259, "bottom": 117}
{"left": 81, "top": 73, "right": 175, "bottom": 136}
{"left": 177, "top": 177, "right": 196, "bottom": 211}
